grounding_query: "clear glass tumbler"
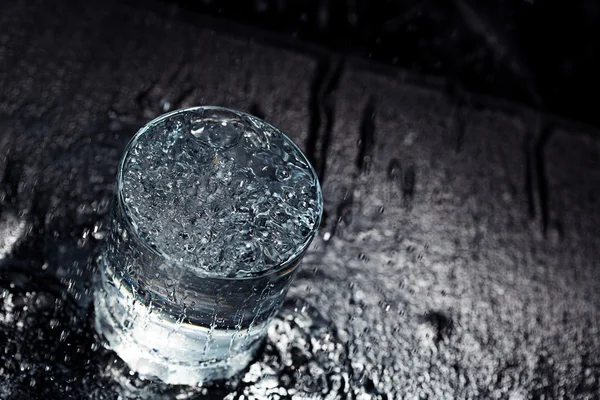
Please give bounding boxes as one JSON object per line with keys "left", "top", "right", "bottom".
{"left": 93, "top": 106, "right": 322, "bottom": 386}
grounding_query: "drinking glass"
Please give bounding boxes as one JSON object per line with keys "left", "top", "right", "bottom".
{"left": 93, "top": 106, "right": 322, "bottom": 385}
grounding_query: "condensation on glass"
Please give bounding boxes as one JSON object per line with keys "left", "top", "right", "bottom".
{"left": 93, "top": 106, "right": 322, "bottom": 385}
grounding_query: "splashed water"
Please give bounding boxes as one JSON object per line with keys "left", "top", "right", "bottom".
{"left": 120, "top": 107, "right": 321, "bottom": 277}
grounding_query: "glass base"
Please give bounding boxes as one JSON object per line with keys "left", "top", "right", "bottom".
{"left": 93, "top": 284, "right": 264, "bottom": 386}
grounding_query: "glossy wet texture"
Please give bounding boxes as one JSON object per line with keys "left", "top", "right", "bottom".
{"left": 0, "top": 0, "right": 599, "bottom": 398}
{"left": 120, "top": 107, "right": 321, "bottom": 276}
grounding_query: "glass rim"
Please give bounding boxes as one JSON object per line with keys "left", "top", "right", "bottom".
{"left": 115, "top": 105, "right": 323, "bottom": 281}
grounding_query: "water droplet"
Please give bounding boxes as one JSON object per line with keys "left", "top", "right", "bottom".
{"left": 275, "top": 167, "right": 291, "bottom": 181}
{"left": 191, "top": 118, "right": 242, "bottom": 150}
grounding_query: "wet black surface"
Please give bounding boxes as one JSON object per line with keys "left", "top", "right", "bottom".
{"left": 1, "top": 0, "right": 599, "bottom": 398}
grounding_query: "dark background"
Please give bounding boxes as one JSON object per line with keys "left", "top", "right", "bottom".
{"left": 161, "top": 0, "right": 600, "bottom": 127}
{"left": 1, "top": 0, "right": 599, "bottom": 399}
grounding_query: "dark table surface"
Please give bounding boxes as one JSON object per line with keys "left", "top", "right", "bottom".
{"left": 0, "top": 0, "right": 599, "bottom": 399}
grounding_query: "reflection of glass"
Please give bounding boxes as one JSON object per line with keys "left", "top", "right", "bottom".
{"left": 93, "top": 107, "right": 323, "bottom": 385}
